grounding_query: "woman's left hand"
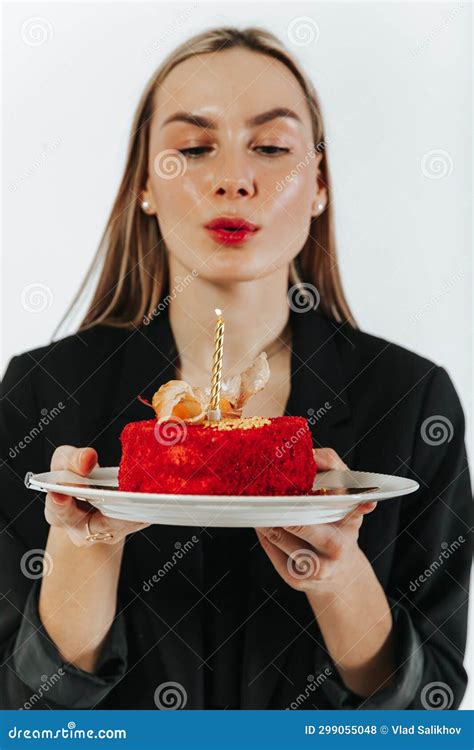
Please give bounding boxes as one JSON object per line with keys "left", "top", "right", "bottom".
{"left": 255, "top": 448, "right": 377, "bottom": 594}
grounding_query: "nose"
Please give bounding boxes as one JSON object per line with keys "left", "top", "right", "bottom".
{"left": 214, "top": 176, "right": 256, "bottom": 199}
{"left": 212, "top": 152, "right": 257, "bottom": 199}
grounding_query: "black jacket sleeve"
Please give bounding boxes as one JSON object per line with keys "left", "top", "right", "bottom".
{"left": 12, "top": 580, "right": 128, "bottom": 709}
{"left": 319, "top": 366, "right": 473, "bottom": 709}
{"left": 0, "top": 354, "right": 127, "bottom": 709}
{"left": 318, "top": 597, "right": 425, "bottom": 709}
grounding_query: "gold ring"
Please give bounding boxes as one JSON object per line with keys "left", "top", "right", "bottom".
{"left": 85, "top": 515, "right": 114, "bottom": 543}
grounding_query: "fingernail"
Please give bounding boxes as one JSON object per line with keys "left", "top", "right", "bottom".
{"left": 267, "top": 528, "right": 281, "bottom": 542}
{"left": 80, "top": 448, "right": 95, "bottom": 468}
{"left": 52, "top": 494, "right": 67, "bottom": 505}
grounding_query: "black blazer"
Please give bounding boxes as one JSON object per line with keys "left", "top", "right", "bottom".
{"left": 0, "top": 304, "right": 472, "bottom": 710}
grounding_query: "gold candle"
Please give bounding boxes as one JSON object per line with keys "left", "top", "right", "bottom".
{"left": 208, "top": 308, "right": 225, "bottom": 421}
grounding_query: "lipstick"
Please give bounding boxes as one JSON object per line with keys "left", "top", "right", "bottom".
{"left": 205, "top": 216, "right": 260, "bottom": 246}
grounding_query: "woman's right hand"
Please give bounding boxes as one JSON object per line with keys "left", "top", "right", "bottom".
{"left": 44, "top": 445, "right": 150, "bottom": 547}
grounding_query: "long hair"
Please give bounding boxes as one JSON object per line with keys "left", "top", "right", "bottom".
{"left": 58, "top": 26, "right": 356, "bottom": 335}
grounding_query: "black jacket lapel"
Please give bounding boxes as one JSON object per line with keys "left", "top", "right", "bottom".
{"left": 286, "top": 307, "right": 356, "bottom": 463}
{"left": 76, "top": 313, "right": 179, "bottom": 465}
{"left": 241, "top": 307, "right": 356, "bottom": 708}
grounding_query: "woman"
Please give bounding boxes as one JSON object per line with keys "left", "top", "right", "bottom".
{"left": 0, "top": 26, "right": 471, "bottom": 711}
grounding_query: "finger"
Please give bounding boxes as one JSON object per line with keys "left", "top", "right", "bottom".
{"left": 51, "top": 445, "right": 98, "bottom": 475}
{"left": 256, "top": 529, "right": 292, "bottom": 578}
{"left": 259, "top": 526, "right": 341, "bottom": 575}
{"left": 256, "top": 530, "right": 330, "bottom": 587}
{"left": 44, "top": 491, "right": 87, "bottom": 531}
{"left": 282, "top": 522, "right": 355, "bottom": 562}
{"left": 79, "top": 512, "right": 150, "bottom": 546}
{"left": 258, "top": 526, "right": 312, "bottom": 560}
{"left": 86, "top": 512, "right": 149, "bottom": 538}
{"left": 338, "top": 501, "right": 378, "bottom": 528}
{"left": 313, "top": 447, "right": 349, "bottom": 471}
{"left": 279, "top": 523, "right": 333, "bottom": 550}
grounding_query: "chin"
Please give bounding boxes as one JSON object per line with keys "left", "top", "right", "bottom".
{"left": 202, "top": 260, "right": 278, "bottom": 284}
{"left": 206, "top": 250, "right": 286, "bottom": 278}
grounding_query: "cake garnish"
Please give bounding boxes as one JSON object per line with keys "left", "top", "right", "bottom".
{"left": 139, "top": 352, "right": 270, "bottom": 424}
{"left": 202, "top": 416, "right": 271, "bottom": 430}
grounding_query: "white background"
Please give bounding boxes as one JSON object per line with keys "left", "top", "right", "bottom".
{"left": 2, "top": 1, "right": 472, "bottom": 709}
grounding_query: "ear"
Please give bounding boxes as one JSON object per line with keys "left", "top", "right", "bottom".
{"left": 139, "top": 181, "right": 156, "bottom": 214}
{"left": 310, "top": 152, "right": 327, "bottom": 217}
{"left": 311, "top": 183, "right": 328, "bottom": 217}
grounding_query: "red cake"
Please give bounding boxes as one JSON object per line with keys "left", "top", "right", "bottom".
{"left": 118, "top": 415, "right": 316, "bottom": 496}
{"left": 118, "top": 351, "right": 316, "bottom": 496}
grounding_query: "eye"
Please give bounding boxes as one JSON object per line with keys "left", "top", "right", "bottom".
{"left": 255, "top": 146, "right": 290, "bottom": 156}
{"left": 178, "top": 146, "right": 213, "bottom": 158}
{"left": 177, "top": 145, "right": 290, "bottom": 159}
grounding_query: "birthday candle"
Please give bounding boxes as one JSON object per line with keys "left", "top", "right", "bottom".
{"left": 208, "top": 308, "right": 225, "bottom": 421}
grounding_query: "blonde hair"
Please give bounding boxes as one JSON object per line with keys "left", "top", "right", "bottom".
{"left": 60, "top": 26, "right": 356, "bottom": 334}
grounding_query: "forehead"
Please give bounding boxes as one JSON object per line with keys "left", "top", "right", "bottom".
{"left": 152, "top": 47, "right": 312, "bottom": 130}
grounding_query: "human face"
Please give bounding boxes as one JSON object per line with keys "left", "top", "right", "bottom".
{"left": 143, "top": 47, "right": 326, "bottom": 283}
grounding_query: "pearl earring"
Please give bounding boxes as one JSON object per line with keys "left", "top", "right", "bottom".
{"left": 141, "top": 200, "right": 150, "bottom": 212}
{"left": 317, "top": 202, "right": 325, "bottom": 213}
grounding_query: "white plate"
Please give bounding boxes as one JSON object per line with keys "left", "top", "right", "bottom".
{"left": 25, "top": 468, "right": 419, "bottom": 527}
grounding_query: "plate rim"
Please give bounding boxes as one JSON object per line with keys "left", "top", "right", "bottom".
{"left": 26, "top": 467, "right": 420, "bottom": 505}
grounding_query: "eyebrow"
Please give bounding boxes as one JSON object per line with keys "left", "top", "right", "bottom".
{"left": 161, "top": 107, "right": 303, "bottom": 130}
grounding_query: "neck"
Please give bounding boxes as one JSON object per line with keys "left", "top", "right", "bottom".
{"left": 166, "top": 261, "right": 291, "bottom": 380}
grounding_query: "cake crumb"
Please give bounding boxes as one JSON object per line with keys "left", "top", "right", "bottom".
{"left": 202, "top": 416, "right": 271, "bottom": 430}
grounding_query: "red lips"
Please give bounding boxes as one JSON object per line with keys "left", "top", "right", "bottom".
{"left": 205, "top": 216, "right": 260, "bottom": 245}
